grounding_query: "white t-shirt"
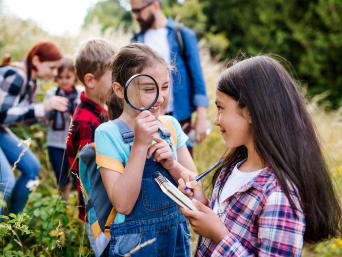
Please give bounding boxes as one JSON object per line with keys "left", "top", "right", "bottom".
{"left": 144, "top": 28, "right": 173, "bottom": 113}
{"left": 213, "top": 161, "right": 266, "bottom": 214}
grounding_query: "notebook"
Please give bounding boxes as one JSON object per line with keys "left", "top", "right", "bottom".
{"left": 153, "top": 171, "right": 198, "bottom": 211}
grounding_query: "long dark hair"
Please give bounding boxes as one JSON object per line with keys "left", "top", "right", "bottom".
{"left": 108, "top": 43, "right": 168, "bottom": 119}
{"left": 212, "top": 55, "right": 342, "bottom": 243}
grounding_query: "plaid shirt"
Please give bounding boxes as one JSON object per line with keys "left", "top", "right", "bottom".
{"left": 66, "top": 91, "right": 108, "bottom": 221}
{"left": 0, "top": 65, "right": 45, "bottom": 125}
{"left": 195, "top": 163, "right": 305, "bottom": 257}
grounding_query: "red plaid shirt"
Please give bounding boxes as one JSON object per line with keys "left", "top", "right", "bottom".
{"left": 66, "top": 91, "right": 108, "bottom": 221}
{"left": 195, "top": 162, "right": 305, "bottom": 257}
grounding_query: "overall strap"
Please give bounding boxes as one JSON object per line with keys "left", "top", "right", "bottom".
{"left": 158, "top": 116, "right": 177, "bottom": 147}
{"left": 157, "top": 120, "right": 171, "bottom": 140}
{"left": 113, "top": 118, "right": 173, "bottom": 143}
{"left": 113, "top": 119, "right": 134, "bottom": 143}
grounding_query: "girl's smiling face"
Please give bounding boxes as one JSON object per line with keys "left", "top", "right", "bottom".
{"left": 34, "top": 58, "right": 62, "bottom": 81}
{"left": 131, "top": 63, "right": 169, "bottom": 118}
{"left": 214, "top": 90, "right": 252, "bottom": 148}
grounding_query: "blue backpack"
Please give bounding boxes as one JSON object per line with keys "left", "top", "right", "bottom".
{"left": 78, "top": 117, "right": 178, "bottom": 255}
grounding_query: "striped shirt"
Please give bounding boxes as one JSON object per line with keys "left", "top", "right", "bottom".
{"left": 195, "top": 163, "right": 305, "bottom": 257}
{"left": 0, "top": 65, "right": 44, "bottom": 125}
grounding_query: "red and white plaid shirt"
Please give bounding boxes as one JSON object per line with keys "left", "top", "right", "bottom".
{"left": 195, "top": 162, "right": 305, "bottom": 257}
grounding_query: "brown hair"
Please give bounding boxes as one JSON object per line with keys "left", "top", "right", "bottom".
{"left": 75, "top": 38, "right": 117, "bottom": 85}
{"left": 56, "top": 57, "right": 77, "bottom": 85}
{"left": 58, "top": 57, "right": 75, "bottom": 75}
{"left": 108, "top": 43, "right": 168, "bottom": 119}
{"left": 26, "top": 41, "right": 62, "bottom": 71}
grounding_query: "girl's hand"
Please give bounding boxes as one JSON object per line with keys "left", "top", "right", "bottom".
{"left": 44, "top": 96, "right": 68, "bottom": 112}
{"left": 179, "top": 199, "right": 228, "bottom": 244}
{"left": 134, "top": 111, "right": 159, "bottom": 147}
{"left": 178, "top": 176, "right": 208, "bottom": 205}
{"left": 148, "top": 137, "right": 175, "bottom": 170}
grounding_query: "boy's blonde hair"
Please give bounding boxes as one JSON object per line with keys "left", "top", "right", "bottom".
{"left": 75, "top": 38, "right": 116, "bottom": 85}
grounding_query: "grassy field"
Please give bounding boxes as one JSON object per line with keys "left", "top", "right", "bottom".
{"left": 1, "top": 22, "right": 342, "bottom": 256}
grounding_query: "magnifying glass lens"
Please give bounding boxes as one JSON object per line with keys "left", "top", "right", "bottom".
{"left": 125, "top": 74, "right": 159, "bottom": 111}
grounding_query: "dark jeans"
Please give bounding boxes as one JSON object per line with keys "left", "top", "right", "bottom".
{"left": 48, "top": 147, "right": 76, "bottom": 188}
{"left": 0, "top": 129, "right": 40, "bottom": 215}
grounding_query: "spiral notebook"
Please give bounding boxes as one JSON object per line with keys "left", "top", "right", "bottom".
{"left": 153, "top": 171, "right": 197, "bottom": 211}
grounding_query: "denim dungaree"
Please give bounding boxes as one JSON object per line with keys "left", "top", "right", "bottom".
{"left": 109, "top": 119, "right": 191, "bottom": 257}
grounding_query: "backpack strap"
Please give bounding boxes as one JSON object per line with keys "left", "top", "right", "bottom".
{"left": 174, "top": 23, "right": 186, "bottom": 61}
{"left": 158, "top": 116, "right": 178, "bottom": 148}
{"left": 113, "top": 119, "right": 134, "bottom": 143}
{"left": 113, "top": 117, "right": 177, "bottom": 147}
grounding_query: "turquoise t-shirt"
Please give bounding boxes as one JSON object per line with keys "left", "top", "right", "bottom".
{"left": 94, "top": 115, "right": 188, "bottom": 224}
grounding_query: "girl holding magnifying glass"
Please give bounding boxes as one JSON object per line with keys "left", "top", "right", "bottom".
{"left": 94, "top": 43, "right": 197, "bottom": 257}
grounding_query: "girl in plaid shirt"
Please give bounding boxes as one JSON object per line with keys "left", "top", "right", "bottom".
{"left": 179, "top": 56, "right": 342, "bottom": 256}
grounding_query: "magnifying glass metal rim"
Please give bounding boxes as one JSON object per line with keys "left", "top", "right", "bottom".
{"left": 124, "top": 73, "right": 160, "bottom": 111}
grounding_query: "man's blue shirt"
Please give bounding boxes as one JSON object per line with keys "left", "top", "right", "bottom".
{"left": 131, "top": 18, "right": 209, "bottom": 121}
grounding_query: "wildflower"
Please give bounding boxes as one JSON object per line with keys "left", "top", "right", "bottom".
{"left": 336, "top": 238, "right": 342, "bottom": 248}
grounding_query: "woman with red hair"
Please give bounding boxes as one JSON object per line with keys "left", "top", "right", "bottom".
{"left": 0, "top": 41, "right": 67, "bottom": 216}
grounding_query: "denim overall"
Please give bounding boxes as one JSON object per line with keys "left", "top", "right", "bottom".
{"left": 109, "top": 119, "right": 191, "bottom": 257}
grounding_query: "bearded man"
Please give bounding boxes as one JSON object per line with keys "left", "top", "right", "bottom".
{"left": 130, "top": 0, "right": 209, "bottom": 154}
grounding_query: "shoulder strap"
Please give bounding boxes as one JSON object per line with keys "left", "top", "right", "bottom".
{"left": 174, "top": 23, "right": 186, "bottom": 61}
{"left": 113, "top": 119, "right": 134, "bottom": 143}
{"left": 158, "top": 116, "right": 178, "bottom": 148}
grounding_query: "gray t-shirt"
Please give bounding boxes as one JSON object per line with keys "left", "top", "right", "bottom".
{"left": 45, "top": 85, "right": 83, "bottom": 149}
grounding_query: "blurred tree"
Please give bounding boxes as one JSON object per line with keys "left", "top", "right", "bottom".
{"left": 165, "top": 0, "right": 229, "bottom": 56}
{"left": 83, "top": 0, "right": 134, "bottom": 32}
{"left": 199, "top": 0, "right": 342, "bottom": 107}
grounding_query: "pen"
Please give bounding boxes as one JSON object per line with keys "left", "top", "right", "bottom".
{"left": 184, "top": 159, "right": 223, "bottom": 190}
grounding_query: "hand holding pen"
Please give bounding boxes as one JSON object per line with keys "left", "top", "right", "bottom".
{"left": 184, "top": 160, "right": 223, "bottom": 191}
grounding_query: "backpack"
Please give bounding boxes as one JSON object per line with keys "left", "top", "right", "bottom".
{"left": 78, "top": 116, "right": 178, "bottom": 255}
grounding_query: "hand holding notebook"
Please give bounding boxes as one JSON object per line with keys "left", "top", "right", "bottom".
{"left": 153, "top": 172, "right": 198, "bottom": 211}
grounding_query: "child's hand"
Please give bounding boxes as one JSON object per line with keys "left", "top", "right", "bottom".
{"left": 148, "top": 137, "right": 175, "bottom": 170}
{"left": 178, "top": 176, "right": 208, "bottom": 205}
{"left": 179, "top": 199, "right": 228, "bottom": 244}
{"left": 44, "top": 96, "right": 68, "bottom": 112}
{"left": 134, "top": 111, "right": 159, "bottom": 147}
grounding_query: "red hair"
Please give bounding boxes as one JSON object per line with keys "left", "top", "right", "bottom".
{"left": 26, "top": 41, "right": 63, "bottom": 70}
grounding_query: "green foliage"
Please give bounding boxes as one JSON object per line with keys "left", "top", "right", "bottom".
{"left": 0, "top": 192, "right": 92, "bottom": 256}
{"left": 2, "top": 114, "right": 93, "bottom": 256}
{"left": 0, "top": 16, "right": 49, "bottom": 62}
{"left": 165, "top": 0, "right": 206, "bottom": 35}
{"left": 198, "top": 0, "right": 342, "bottom": 108}
{"left": 165, "top": 0, "right": 230, "bottom": 57}
{"left": 83, "top": 0, "right": 134, "bottom": 32}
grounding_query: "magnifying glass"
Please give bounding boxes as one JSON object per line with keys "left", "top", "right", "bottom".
{"left": 124, "top": 74, "right": 159, "bottom": 111}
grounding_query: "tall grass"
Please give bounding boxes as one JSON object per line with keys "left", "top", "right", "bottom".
{"left": 1, "top": 14, "right": 342, "bottom": 256}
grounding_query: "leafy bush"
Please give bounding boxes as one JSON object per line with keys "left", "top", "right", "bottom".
{"left": 197, "top": 0, "right": 342, "bottom": 108}
{"left": 0, "top": 192, "right": 92, "bottom": 257}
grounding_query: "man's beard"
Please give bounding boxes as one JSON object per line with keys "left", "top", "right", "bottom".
{"left": 137, "top": 13, "right": 155, "bottom": 33}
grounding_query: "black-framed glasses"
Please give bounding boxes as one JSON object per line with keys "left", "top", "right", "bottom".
{"left": 131, "top": 1, "right": 154, "bottom": 14}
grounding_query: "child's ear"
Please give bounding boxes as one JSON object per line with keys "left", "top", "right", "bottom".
{"left": 112, "top": 82, "right": 124, "bottom": 99}
{"left": 242, "top": 107, "right": 252, "bottom": 124}
{"left": 84, "top": 73, "right": 95, "bottom": 89}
